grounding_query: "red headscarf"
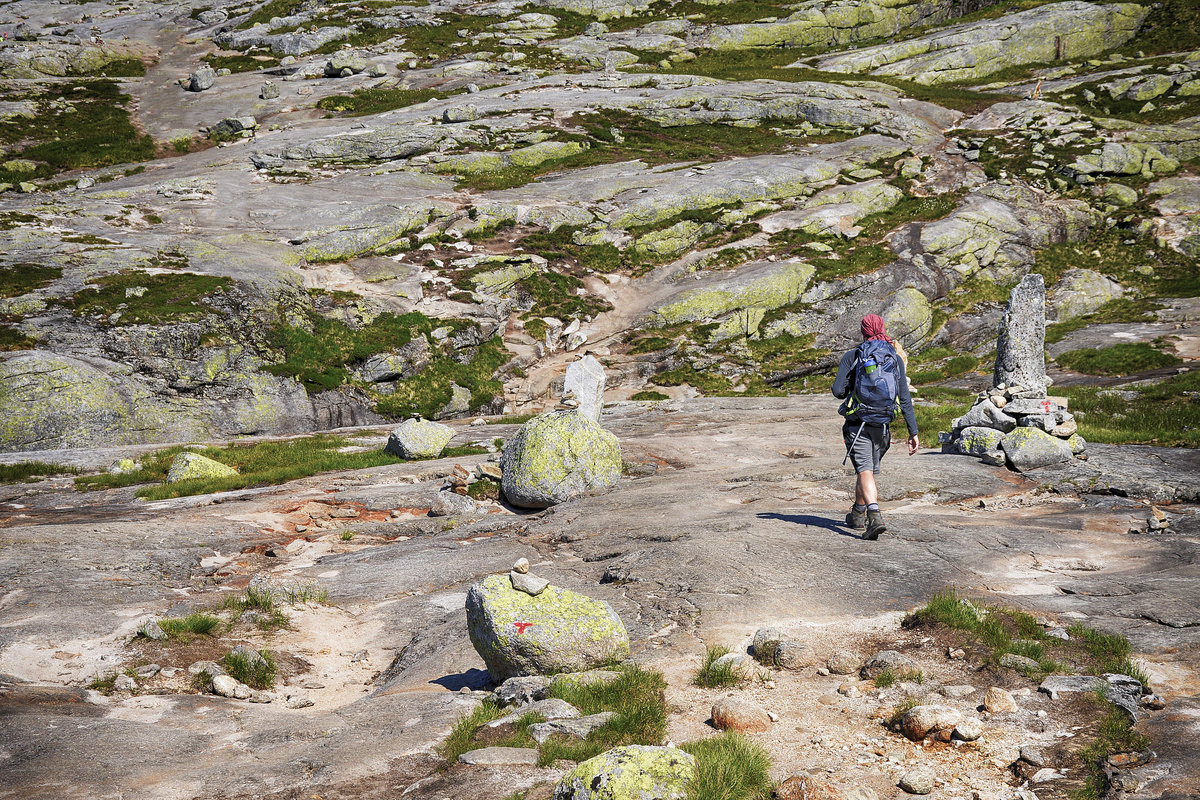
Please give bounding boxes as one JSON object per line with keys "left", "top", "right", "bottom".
{"left": 861, "top": 314, "right": 894, "bottom": 345}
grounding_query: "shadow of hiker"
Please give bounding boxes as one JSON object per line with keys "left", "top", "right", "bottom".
{"left": 430, "top": 668, "right": 492, "bottom": 692}
{"left": 756, "top": 512, "right": 863, "bottom": 539}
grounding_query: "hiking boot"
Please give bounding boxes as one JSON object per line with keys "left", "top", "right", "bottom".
{"left": 845, "top": 507, "right": 867, "bottom": 530}
{"left": 863, "top": 510, "right": 887, "bottom": 541}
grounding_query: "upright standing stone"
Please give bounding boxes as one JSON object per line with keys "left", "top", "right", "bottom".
{"left": 994, "top": 274, "right": 1047, "bottom": 397}
{"left": 563, "top": 354, "right": 606, "bottom": 423}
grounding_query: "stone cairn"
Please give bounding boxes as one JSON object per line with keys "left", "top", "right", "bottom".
{"left": 942, "top": 274, "right": 1086, "bottom": 472}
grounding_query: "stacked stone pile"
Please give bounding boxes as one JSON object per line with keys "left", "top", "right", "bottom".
{"left": 944, "top": 274, "right": 1086, "bottom": 472}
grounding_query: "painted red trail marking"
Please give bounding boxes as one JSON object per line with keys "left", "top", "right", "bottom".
{"left": 1042, "top": 401, "right": 1051, "bottom": 412}
{"left": 514, "top": 623, "right": 532, "bottom": 634}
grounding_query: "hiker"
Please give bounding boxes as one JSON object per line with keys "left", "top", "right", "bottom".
{"left": 832, "top": 314, "right": 919, "bottom": 540}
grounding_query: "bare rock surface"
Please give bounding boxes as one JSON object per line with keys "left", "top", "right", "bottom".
{"left": 0, "top": 398, "right": 1195, "bottom": 800}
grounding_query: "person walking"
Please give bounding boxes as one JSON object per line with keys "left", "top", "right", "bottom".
{"left": 831, "top": 314, "right": 919, "bottom": 540}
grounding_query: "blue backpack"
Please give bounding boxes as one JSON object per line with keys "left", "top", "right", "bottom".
{"left": 841, "top": 340, "right": 900, "bottom": 426}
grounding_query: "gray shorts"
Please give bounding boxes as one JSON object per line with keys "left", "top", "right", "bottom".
{"left": 843, "top": 421, "right": 891, "bottom": 474}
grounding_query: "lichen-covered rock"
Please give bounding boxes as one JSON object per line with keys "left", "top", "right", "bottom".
{"left": 814, "top": 2, "right": 1148, "bottom": 85}
{"left": 553, "top": 745, "right": 695, "bottom": 800}
{"left": 166, "top": 452, "right": 238, "bottom": 484}
{"left": 385, "top": 418, "right": 454, "bottom": 459}
{"left": 1000, "top": 427, "right": 1073, "bottom": 472}
{"left": 466, "top": 573, "right": 629, "bottom": 681}
{"left": 955, "top": 426, "right": 1005, "bottom": 456}
{"left": 1047, "top": 269, "right": 1124, "bottom": 323}
{"left": 500, "top": 410, "right": 621, "bottom": 509}
{"left": 649, "top": 261, "right": 816, "bottom": 326}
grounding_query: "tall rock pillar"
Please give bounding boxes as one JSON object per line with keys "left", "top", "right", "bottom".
{"left": 993, "top": 273, "right": 1047, "bottom": 398}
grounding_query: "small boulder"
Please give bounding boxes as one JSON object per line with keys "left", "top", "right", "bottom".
{"left": 208, "top": 116, "right": 257, "bottom": 139}
{"left": 185, "top": 65, "right": 216, "bottom": 92}
{"left": 900, "top": 704, "right": 962, "bottom": 741}
{"left": 999, "top": 652, "right": 1040, "bottom": 672}
{"left": 1000, "top": 427, "right": 1073, "bottom": 472}
{"left": 113, "top": 674, "right": 136, "bottom": 691}
{"left": 212, "top": 675, "right": 241, "bottom": 697}
{"left": 166, "top": 452, "right": 238, "bottom": 484}
{"left": 494, "top": 675, "right": 552, "bottom": 706}
{"left": 952, "top": 400, "right": 1016, "bottom": 433}
{"left": 984, "top": 686, "right": 1018, "bottom": 713}
{"left": 386, "top": 418, "right": 454, "bottom": 459}
{"left": 324, "top": 51, "right": 367, "bottom": 77}
{"left": 554, "top": 745, "right": 695, "bottom": 800}
{"left": 443, "top": 104, "right": 479, "bottom": 123}
{"left": 898, "top": 767, "right": 935, "bottom": 795}
{"left": 953, "top": 718, "right": 984, "bottom": 741}
{"left": 466, "top": 573, "right": 629, "bottom": 681}
{"left": 260, "top": 81, "right": 280, "bottom": 100}
{"left": 137, "top": 619, "right": 167, "bottom": 641}
{"left": 711, "top": 696, "right": 771, "bottom": 733}
{"left": 859, "top": 650, "right": 916, "bottom": 680}
{"left": 429, "top": 490, "right": 477, "bottom": 517}
{"left": 827, "top": 651, "right": 861, "bottom": 674}
{"left": 529, "top": 711, "right": 616, "bottom": 744}
{"left": 511, "top": 570, "right": 550, "bottom": 596}
{"left": 499, "top": 410, "right": 621, "bottom": 509}
{"left": 955, "top": 426, "right": 1005, "bottom": 456}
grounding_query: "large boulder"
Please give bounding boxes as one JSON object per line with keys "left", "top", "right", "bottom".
{"left": 993, "top": 273, "right": 1047, "bottom": 397}
{"left": 1000, "top": 427, "right": 1073, "bottom": 472}
{"left": 166, "top": 452, "right": 238, "bottom": 484}
{"left": 385, "top": 418, "right": 455, "bottom": 459}
{"left": 466, "top": 573, "right": 629, "bottom": 681}
{"left": 553, "top": 745, "right": 695, "bottom": 800}
{"left": 500, "top": 410, "right": 622, "bottom": 509}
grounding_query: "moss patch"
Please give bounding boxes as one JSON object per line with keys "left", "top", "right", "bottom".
{"left": 70, "top": 272, "right": 233, "bottom": 325}
{"left": 0, "top": 264, "right": 62, "bottom": 299}
{"left": 0, "top": 80, "right": 155, "bottom": 183}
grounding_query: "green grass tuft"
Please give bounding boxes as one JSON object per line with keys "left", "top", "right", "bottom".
{"left": 153, "top": 613, "right": 222, "bottom": 642}
{"left": 317, "top": 87, "right": 465, "bottom": 116}
{"left": 441, "top": 698, "right": 509, "bottom": 764}
{"left": 539, "top": 666, "right": 667, "bottom": 764}
{"left": 694, "top": 646, "right": 742, "bottom": 689}
{"left": 221, "top": 648, "right": 276, "bottom": 689}
{"left": 1076, "top": 705, "right": 1151, "bottom": 800}
{"left": 681, "top": 732, "right": 773, "bottom": 800}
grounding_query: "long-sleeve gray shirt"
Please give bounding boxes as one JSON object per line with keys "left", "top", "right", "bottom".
{"left": 831, "top": 344, "right": 918, "bottom": 435}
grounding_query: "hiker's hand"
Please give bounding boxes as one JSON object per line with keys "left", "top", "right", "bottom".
{"left": 908, "top": 435, "right": 919, "bottom": 455}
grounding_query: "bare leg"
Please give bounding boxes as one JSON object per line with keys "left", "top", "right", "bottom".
{"left": 856, "top": 470, "right": 879, "bottom": 506}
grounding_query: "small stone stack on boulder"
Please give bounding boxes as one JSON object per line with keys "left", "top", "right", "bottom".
{"left": 943, "top": 274, "right": 1086, "bottom": 472}
{"left": 500, "top": 355, "right": 621, "bottom": 508}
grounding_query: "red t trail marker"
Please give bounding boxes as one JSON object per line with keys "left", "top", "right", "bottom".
{"left": 1041, "top": 400, "right": 1051, "bottom": 413}
{"left": 514, "top": 622, "right": 533, "bottom": 635}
